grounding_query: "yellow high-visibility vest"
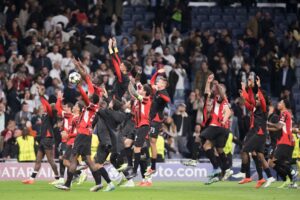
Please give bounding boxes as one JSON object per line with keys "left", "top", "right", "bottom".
{"left": 292, "top": 133, "right": 299, "bottom": 159}
{"left": 16, "top": 136, "right": 36, "bottom": 162}
{"left": 223, "top": 132, "right": 233, "bottom": 155}
{"left": 91, "top": 134, "right": 99, "bottom": 159}
{"left": 150, "top": 135, "right": 165, "bottom": 159}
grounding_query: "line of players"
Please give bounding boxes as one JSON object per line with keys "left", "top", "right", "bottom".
{"left": 187, "top": 72, "right": 298, "bottom": 189}
{"left": 21, "top": 38, "right": 170, "bottom": 191}
{"left": 21, "top": 37, "right": 298, "bottom": 191}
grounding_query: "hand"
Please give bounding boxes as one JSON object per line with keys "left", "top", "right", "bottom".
{"left": 158, "top": 68, "right": 165, "bottom": 74}
{"left": 37, "top": 85, "right": 45, "bottom": 96}
{"left": 101, "top": 86, "right": 108, "bottom": 98}
{"left": 207, "top": 74, "right": 214, "bottom": 83}
{"left": 241, "top": 82, "right": 246, "bottom": 91}
{"left": 256, "top": 76, "right": 261, "bottom": 88}
{"left": 112, "top": 37, "right": 117, "bottom": 47}
{"left": 61, "top": 131, "right": 68, "bottom": 140}
{"left": 108, "top": 38, "right": 113, "bottom": 49}
{"left": 57, "top": 90, "right": 63, "bottom": 99}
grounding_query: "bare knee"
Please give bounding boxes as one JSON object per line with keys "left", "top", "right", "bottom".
{"left": 203, "top": 140, "right": 212, "bottom": 150}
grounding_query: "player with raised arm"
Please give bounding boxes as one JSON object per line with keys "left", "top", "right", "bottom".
{"left": 22, "top": 86, "right": 59, "bottom": 184}
{"left": 109, "top": 37, "right": 132, "bottom": 100}
{"left": 145, "top": 68, "right": 170, "bottom": 178}
{"left": 268, "top": 99, "right": 297, "bottom": 188}
{"left": 55, "top": 59, "right": 113, "bottom": 192}
{"left": 239, "top": 76, "right": 275, "bottom": 188}
{"left": 125, "top": 81, "right": 152, "bottom": 180}
{"left": 200, "top": 74, "right": 232, "bottom": 184}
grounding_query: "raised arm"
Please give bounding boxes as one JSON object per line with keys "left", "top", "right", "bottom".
{"left": 256, "top": 77, "right": 267, "bottom": 113}
{"left": 128, "top": 82, "right": 143, "bottom": 101}
{"left": 38, "top": 86, "right": 53, "bottom": 117}
{"left": 55, "top": 91, "right": 63, "bottom": 117}
{"left": 77, "top": 85, "right": 90, "bottom": 105}
{"left": 109, "top": 38, "right": 122, "bottom": 83}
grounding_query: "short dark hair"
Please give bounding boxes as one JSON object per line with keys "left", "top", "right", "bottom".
{"left": 90, "top": 94, "right": 99, "bottom": 104}
{"left": 66, "top": 103, "right": 74, "bottom": 109}
{"left": 112, "top": 99, "right": 123, "bottom": 111}
{"left": 143, "top": 84, "right": 152, "bottom": 97}
{"left": 123, "top": 60, "right": 133, "bottom": 72}
{"left": 282, "top": 98, "right": 291, "bottom": 109}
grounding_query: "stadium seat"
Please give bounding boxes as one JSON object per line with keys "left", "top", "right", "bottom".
{"left": 274, "top": 16, "right": 285, "bottom": 23}
{"left": 214, "top": 22, "right": 225, "bottom": 29}
{"left": 198, "top": 7, "right": 210, "bottom": 14}
{"left": 145, "top": 13, "right": 155, "bottom": 21}
{"left": 222, "top": 15, "right": 234, "bottom": 22}
{"left": 123, "top": 7, "right": 134, "bottom": 14}
{"left": 132, "top": 14, "right": 144, "bottom": 22}
{"left": 239, "top": 22, "right": 247, "bottom": 29}
{"left": 227, "top": 22, "right": 239, "bottom": 29}
{"left": 235, "top": 15, "right": 248, "bottom": 21}
{"left": 201, "top": 22, "right": 211, "bottom": 30}
{"left": 224, "top": 7, "right": 235, "bottom": 15}
{"left": 134, "top": 6, "right": 146, "bottom": 13}
{"left": 122, "top": 14, "right": 131, "bottom": 21}
{"left": 211, "top": 7, "right": 222, "bottom": 14}
{"left": 236, "top": 8, "right": 247, "bottom": 14}
{"left": 209, "top": 15, "right": 221, "bottom": 22}
{"left": 249, "top": 8, "right": 258, "bottom": 15}
{"left": 197, "top": 15, "right": 208, "bottom": 21}
{"left": 287, "top": 14, "right": 297, "bottom": 23}
{"left": 232, "top": 29, "right": 244, "bottom": 37}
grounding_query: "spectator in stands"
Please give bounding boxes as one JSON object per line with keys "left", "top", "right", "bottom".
{"left": 32, "top": 47, "right": 52, "bottom": 71}
{"left": 15, "top": 103, "right": 32, "bottom": 129}
{"left": 162, "top": 116, "right": 177, "bottom": 159}
{"left": 172, "top": 103, "right": 192, "bottom": 157}
{"left": 1, "top": 120, "right": 17, "bottom": 159}
{"left": 279, "top": 56, "right": 296, "bottom": 93}
{"left": 247, "top": 11, "right": 262, "bottom": 39}
{"left": 47, "top": 45, "right": 63, "bottom": 66}
{"left": 0, "top": 102, "right": 8, "bottom": 134}
{"left": 16, "top": 127, "right": 36, "bottom": 162}
{"left": 194, "top": 61, "right": 212, "bottom": 95}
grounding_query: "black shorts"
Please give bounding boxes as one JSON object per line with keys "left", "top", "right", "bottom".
{"left": 200, "top": 126, "right": 229, "bottom": 148}
{"left": 150, "top": 121, "right": 162, "bottom": 139}
{"left": 274, "top": 144, "right": 294, "bottom": 162}
{"left": 72, "top": 134, "right": 92, "bottom": 156}
{"left": 38, "top": 137, "right": 54, "bottom": 153}
{"left": 63, "top": 145, "right": 73, "bottom": 160}
{"left": 95, "top": 144, "right": 111, "bottom": 164}
{"left": 243, "top": 134, "right": 266, "bottom": 153}
{"left": 243, "top": 128, "right": 256, "bottom": 144}
{"left": 134, "top": 125, "right": 150, "bottom": 148}
{"left": 125, "top": 129, "right": 136, "bottom": 141}
{"left": 59, "top": 142, "right": 67, "bottom": 156}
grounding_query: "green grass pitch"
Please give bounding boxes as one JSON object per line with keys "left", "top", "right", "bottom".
{"left": 1, "top": 181, "right": 299, "bottom": 200}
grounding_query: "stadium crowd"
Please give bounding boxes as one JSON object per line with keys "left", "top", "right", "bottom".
{"left": 0, "top": 0, "right": 299, "bottom": 164}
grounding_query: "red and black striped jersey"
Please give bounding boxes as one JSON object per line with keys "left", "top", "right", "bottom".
{"left": 133, "top": 97, "right": 152, "bottom": 128}
{"left": 277, "top": 110, "right": 294, "bottom": 146}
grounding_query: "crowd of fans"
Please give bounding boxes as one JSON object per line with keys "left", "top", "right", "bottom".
{"left": 0, "top": 0, "right": 299, "bottom": 161}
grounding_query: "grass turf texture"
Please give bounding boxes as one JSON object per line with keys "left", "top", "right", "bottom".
{"left": 0, "top": 181, "right": 298, "bottom": 200}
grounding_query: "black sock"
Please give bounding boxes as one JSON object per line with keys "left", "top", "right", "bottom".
{"left": 273, "top": 164, "right": 287, "bottom": 181}
{"left": 31, "top": 171, "right": 38, "bottom": 179}
{"left": 252, "top": 156, "right": 263, "bottom": 180}
{"left": 133, "top": 152, "right": 141, "bottom": 173}
{"left": 59, "top": 159, "right": 65, "bottom": 178}
{"left": 65, "top": 171, "right": 74, "bottom": 187}
{"left": 219, "top": 152, "right": 229, "bottom": 171}
{"left": 205, "top": 149, "right": 219, "bottom": 169}
{"left": 125, "top": 147, "right": 133, "bottom": 167}
{"left": 244, "top": 163, "right": 251, "bottom": 178}
{"left": 264, "top": 168, "right": 272, "bottom": 178}
{"left": 99, "top": 167, "right": 111, "bottom": 184}
{"left": 91, "top": 170, "right": 102, "bottom": 185}
{"left": 55, "top": 175, "right": 60, "bottom": 180}
{"left": 75, "top": 170, "right": 82, "bottom": 175}
{"left": 151, "top": 158, "right": 156, "bottom": 170}
{"left": 140, "top": 160, "right": 148, "bottom": 179}
{"left": 241, "top": 163, "right": 245, "bottom": 173}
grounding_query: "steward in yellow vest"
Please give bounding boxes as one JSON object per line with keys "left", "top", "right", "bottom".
{"left": 16, "top": 134, "right": 36, "bottom": 162}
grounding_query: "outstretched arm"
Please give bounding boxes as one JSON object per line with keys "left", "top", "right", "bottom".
{"left": 109, "top": 38, "right": 122, "bottom": 82}
{"left": 77, "top": 84, "right": 90, "bottom": 105}
{"left": 128, "top": 82, "right": 143, "bottom": 101}
{"left": 55, "top": 91, "right": 63, "bottom": 117}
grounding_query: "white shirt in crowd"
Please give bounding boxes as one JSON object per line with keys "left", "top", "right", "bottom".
{"left": 61, "top": 57, "right": 75, "bottom": 75}
{"left": 163, "top": 54, "right": 176, "bottom": 65}
{"left": 175, "top": 68, "right": 186, "bottom": 90}
{"left": 51, "top": 15, "right": 69, "bottom": 29}
{"left": 49, "top": 68, "right": 61, "bottom": 81}
{"left": 47, "top": 52, "right": 63, "bottom": 65}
